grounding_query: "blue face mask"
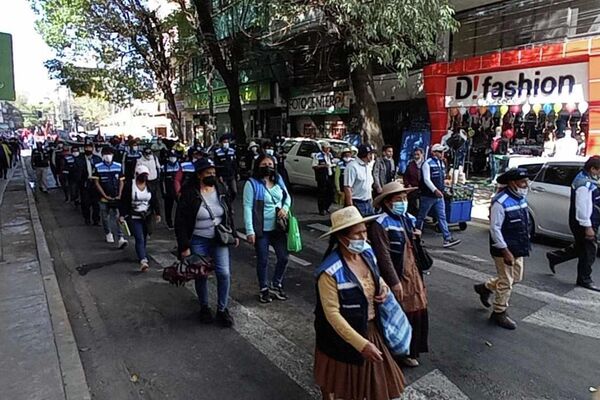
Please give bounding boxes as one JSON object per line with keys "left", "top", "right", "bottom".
{"left": 345, "top": 238, "right": 369, "bottom": 254}
{"left": 391, "top": 201, "right": 408, "bottom": 216}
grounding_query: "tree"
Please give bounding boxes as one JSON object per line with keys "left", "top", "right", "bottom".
{"left": 30, "top": 0, "right": 184, "bottom": 139}
{"left": 265, "top": 0, "right": 458, "bottom": 149}
{"left": 72, "top": 96, "right": 111, "bottom": 130}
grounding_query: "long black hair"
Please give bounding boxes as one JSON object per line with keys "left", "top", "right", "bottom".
{"left": 252, "top": 154, "right": 279, "bottom": 181}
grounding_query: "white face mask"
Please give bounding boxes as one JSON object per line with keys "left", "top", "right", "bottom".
{"left": 222, "top": 142, "right": 230, "bottom": 149}
{"left": 169, "top": 157, "right": 177, "bottom": 164}
{"left": 343, "top": 157, "right": 352, "bottom": 163}
{"left": 102, "top": 154, "right": 113, "bottom": 163}
{"left": 516, "top": 187, "right": 528, "bottom": 197}
{"left": 72, "top": 152, "right": 80, "bottom": 157}
{"left": 265, "top": 149, "right": 274, "bottom": 156}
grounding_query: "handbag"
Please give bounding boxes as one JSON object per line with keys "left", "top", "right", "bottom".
{"left": 378, "top": 291, "right": 412, "bottom": 356}
{"left": 199, "top": 192, "right": 236, "bottom": 246}
{"left": 265, "top": 184, "right": 289, "bottom": 233}
{"left": 162, "top": 254, "right": 214, "bottom": 286}
{"left": 286, "top": 210, "right": 302, "bottom": 252}
{"left": 400, "top": 218, "right": 433, "bottom": 273}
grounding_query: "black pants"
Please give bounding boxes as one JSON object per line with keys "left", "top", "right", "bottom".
{"left": 549, "top": 226, "right": 596, "bottom": 285}
{"left": 316, "top": 174, "right": 334, "bottom": 213}
{"left": 0, "top": 164, "right": 7, "bottom": 179}
{"left": 80, "top": 185, "right": 100, "bottom": 224}
{"left": 164, "top": 191, "right": 177, "bottom": 227}
{"left": 221, "top": 177, "right": 238, "bottom": 202}
{"left": 148, "top": 179, "right": 162, "bottom": 214}
{"left": 407, "top": 190, "right": 421, "bottom": 217}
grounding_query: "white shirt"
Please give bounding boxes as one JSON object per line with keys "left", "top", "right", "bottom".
{"left": 132, "top": 183, "right": 151, "bottom": 214}
{"left": 489, "top": 201, "right": 508, "bottom": 249}
{"left": 575, "top": 185, "right": 593, "bottom": 227}
{"left": 554, "top": 136, "right": 579, "bottom": 158}
{"left": 421, "top": 157, "right": 444, "bottom": 193}
{"left": 343, "top": 158, "right": 373, "bottom": 201}
{"left": 311, "top": 152, "right": 334, "bottom": 176}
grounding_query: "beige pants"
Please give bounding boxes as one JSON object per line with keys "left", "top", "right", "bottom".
{"left": 485, "top": 256, "right": 524, "bottom": 313}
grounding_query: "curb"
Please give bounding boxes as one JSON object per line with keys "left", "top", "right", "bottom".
{"left": 22, "top": 159, "right": 92, "bottom": 400}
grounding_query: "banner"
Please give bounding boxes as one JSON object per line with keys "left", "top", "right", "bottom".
{"left": 445, "top": 62, "right": 588, "bottom": 107}
{"left": 0, "top": 33, "right": 15, "bottom": 101}
{"left": 288, "top": 91, "right": 350, "bottom": 116}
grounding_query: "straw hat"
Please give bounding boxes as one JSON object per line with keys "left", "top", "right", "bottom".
{"left": 319, "top": 206, "right": 379, "bottom": 238}
{"left": 373, "top": 181, "right": 417, "bottom": 208}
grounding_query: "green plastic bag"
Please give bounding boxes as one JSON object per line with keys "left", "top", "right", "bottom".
{"left": 287, "top": 210, "right": 302, "bottom": 253}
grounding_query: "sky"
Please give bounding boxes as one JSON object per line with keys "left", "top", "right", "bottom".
{"left": 0, "top": 0, "right": 58, "bottom": 103}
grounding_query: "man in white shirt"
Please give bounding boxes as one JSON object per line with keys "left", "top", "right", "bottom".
{"left": 343, "top": 144, "right": 376, "bottom": 216}
{"left": 312, "top": 141, "right": 335, "bottom": 215}
{"left": 553, "top": 129, "right": 579, "bottom": 158}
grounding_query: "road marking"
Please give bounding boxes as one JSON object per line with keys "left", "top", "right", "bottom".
{"left": 430, "top": 249, "right": 488, "bottom": 263}
{"left": 402, "top": 369, "right": 470, "bottom": 400}
{"left": 307, "top": 223, "right": 330, "bottom": 233}
{"left": 236, "top": 231, "right": 311, "bottom": 266}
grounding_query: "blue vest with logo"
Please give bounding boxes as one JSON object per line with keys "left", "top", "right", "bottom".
{"left": 419, "top": 157, "right": 445, "bottom": 197}
{"left": 63, "top": 154, "right": 76, "bottom": 174}
{"left": 375, "top": 211, "right": 416, "bottom": 277}
{"left": 95, "top": 162, "right": 122, "bottom": 198}
{"left": 180, "top": 161, "right": 195, "bottom": 173}
{"left": 314, "top": 248, "right": 381, "bottom": 365}
{"left": 489, "top": 189, "right": 530, "bottom": 258}
{"left": 213, "top": 147, "right": 236, "bottom": 179}
{"left": 164, "top": 161, "right": 180, "bottom": 175}
{"left": 569, "top": 170, "right": 600, "bottom": 231}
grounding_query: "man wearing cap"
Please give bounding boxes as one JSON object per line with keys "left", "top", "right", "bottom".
{"left": 546, "top": 156, "right": 600, "bottom": 292}
{"left": 246, "top": 141, "right": 260, "bottom": 173}
{"left": 76, "top": 141, "right": 101, "bottom": 225}
{"left": 474, "top": 168, "right": 531, "bottom": 329}
{"left": 343, "top": 144, "right": 376, "bottom": 216}
{"left": 416, "top": 144, "right": 461, "bottom": 248}
{"left": 213, "top": 134, "right": 239, "bottom": 201}
{"left": 93, "top": 147, "right": 128, "bottom": 249}
{"left": 335, "top": 147, "right": 354, "bottom": 205}
{"left": 313, "top": 140, "right": 336, "bottom": 215}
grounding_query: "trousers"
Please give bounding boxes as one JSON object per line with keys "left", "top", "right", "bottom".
{"left": 548, "top": 226, "right": 596, "bottom": 285}
{"left": 416, "top": 196, "right": 451, "bottom": 241}
{"left": 80, "top": 185, "right": 99, "bottom": 223}
{"left": 316, "top": 174, "right": 335, "bottom": 213}
{"left": 485, "top": 256, "right": 524, "bottom": 313}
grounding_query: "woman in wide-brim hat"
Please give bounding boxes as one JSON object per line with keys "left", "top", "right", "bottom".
{"left": 369, "top": 181, "right": 429, "bottom": 368}
{"left": 314, "top": 206, "right": 405, "bottom": 400}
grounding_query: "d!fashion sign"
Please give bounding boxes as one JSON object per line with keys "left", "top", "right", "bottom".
{"left": 445, "top": 62, "right": 588, "bottom": 107}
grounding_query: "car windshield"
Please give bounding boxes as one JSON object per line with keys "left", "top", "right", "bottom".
{"left": 281, "top": 140, "right": 298, "bottom": 154}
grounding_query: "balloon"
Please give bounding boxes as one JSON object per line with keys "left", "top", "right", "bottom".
{"left": 543, "top": 103, "right": 553, "bottom": 114}
{"left": 450, "top": 107, "right": 459, "bottom": 117}
{"left": 553, "top": 103, "right": 563, "bottom": 113}
{"left": 478, "top": 106, "right": 488, "bottom": 115}
{"left": 500, "top": 105, "right": 509, "bottom": 116}
{"left": 503, "top": 128, "right": 514, "bottom": 140}
{"left": 459, "top": 107, "right": 467, "bottom": 115}
{"left": 489, "top": 105, "right": 498, "bottom": 115}
{"left": 532, "top": 103, "right": 542, "bottom": 116}
{"left": 578, "top": 101, "right": 589, "bottom": 114}
{"left": 565, "top": 102, "right": 577, "bottom": 112}
{"left": 510, "top": 104, "right": 521, "bottom": 114}
{"left": 469, "top": 106, "right": 478, "bottom": 116}
{"left": 522, "top": 103, "right": 531, "bottom": 115}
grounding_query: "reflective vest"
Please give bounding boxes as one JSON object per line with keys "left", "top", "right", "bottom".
{"left": 569, "top": 170, "right": 600, "bottom": 231}
{"left": 63, "top": 154, "right": 76, "bottom": 174}
{"left": 489, "top": 189, "right": 530, "bottom": 258}
{"left": 164, "top": 161, "right": 180, "bottom": 176}
{"left": 213, "top": 147, "right": 236, "bottom": 179}
{"left": 314, "top": 247, "right": 381, "bottom": 365}
{"left": 314, "top": 151, "right": 333, "bottom": 178}
{"left": 419, "top": 157, "right": 445, "bottom": 197}
{"left": 375, "top": 211, "right": 416, "bottom": 277}
{"left": 94, "top": 162, "right": 122, "bottom": 198}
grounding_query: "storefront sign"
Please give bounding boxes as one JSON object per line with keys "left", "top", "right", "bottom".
{"left": 289, "top": 91, "right": 350, "bottom": 116}
{"left": 445, "top": 62, "right": 588, "bottom": 107}
{"left": 185, "top": 82, "right": 271, "bottom": 110}
{"left": 0, "top": 33, "right": 15, "bottom": 101}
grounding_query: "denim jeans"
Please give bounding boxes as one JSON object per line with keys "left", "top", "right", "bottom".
{"left": 416, "top": 195, "right": 451, "bottom": 241}
{"left": 99, "top": 201, "right": 123, "bottom": 238}
{"left": 130, "top": 218, "right": 148, "bottom": 261}
{"left": 352, "top": 199, "right": 375, "bottom": 217}
{"left": 255, "top": 230, "right": 289, "bottom": 291}
{"left": 190, "top": 235, "right": 231, "bottom": 311}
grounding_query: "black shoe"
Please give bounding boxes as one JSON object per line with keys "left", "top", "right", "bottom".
{"left": 490, "top": 311, "right": 517, "bottom": 330}
{"left": 215, "top": 308, "right": 234, "bottom": 328}
{"left": 443, "top": 238, "right": 461, "bottom": 248}
{"left": 259, "top": 289, "right": 272, "bottom": 303}
{"left": 269, "top": 284, "right": 289, "bottom": 301}
{"left": 546, "top": 252, "right": 558, "bottom": 274}
{"left": 474, "top": 284, "right": 492, "bottom": 308}
{"left": 199, "top": 305, "right": 214, "bottom": 323}
{"left": 576, "top": 282, "right": 600, "bottom": 292}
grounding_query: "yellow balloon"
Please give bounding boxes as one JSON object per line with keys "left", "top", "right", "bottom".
{"left": 532, "top": 103, "right": 542, "bottom": 116}
{"left": 553, "top": 103, "right": 563, "bottom": 113}
{"left": 500, "top": 105, "right": 509, "bottom": 116}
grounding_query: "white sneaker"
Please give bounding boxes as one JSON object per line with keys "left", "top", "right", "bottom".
{"left": 118, "top": 237, "right": 128, "bottom": 249}
{"left": 140, "top": 259, "right": 149, "bottom": 272}
{"left": 105, "top": 233, "right": 115, "bottom": 243}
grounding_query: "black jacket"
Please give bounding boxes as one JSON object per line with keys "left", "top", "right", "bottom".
{"left": 119, "top": 180, "right": 160, "bottom": 219}
{"left": 174, "top": 182, "right": 237, "bottom": 254}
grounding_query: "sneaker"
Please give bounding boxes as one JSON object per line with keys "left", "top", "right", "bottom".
{"left": 474, "top": 284, "right": 492, "bottom": 308}
{"left": 199, "top": 305, "right": 214, "bottom": 323}
{"left": 443, "top": 238, "right": 461, "bottom": 248}
{"left": 118, "top": 237, "right": 128, "bottom": 249}
{"left": 269, "top": 284, "right": 289, "bottom": 301}
{"left": 490, "top": 311, "right": 517, "bottom": 330}
{"left": 215, "top": 308, "right": 234, "bottom": 328}
{"left": 140, "top": 259, "right": 149, "bottom": 272}
{"left": 105, "top": 233, "right": 115, "bottom": 243}
{"left": 259, "top": 289, "right": 273, "bottom": 303}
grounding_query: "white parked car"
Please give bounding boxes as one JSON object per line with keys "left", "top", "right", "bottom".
{"left": 284, "top": 138, "right": 353, "bottom": 188}
{"left": 511, "top": 157, "right": 588, "bottom": 241}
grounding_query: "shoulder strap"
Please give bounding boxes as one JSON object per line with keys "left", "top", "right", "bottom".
{"left": 198, "top": 191, "right": 218, "bottom": 226}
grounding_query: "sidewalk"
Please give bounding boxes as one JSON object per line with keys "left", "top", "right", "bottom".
{"left": 0, "top": 162, "right": 90, "bottom": 400}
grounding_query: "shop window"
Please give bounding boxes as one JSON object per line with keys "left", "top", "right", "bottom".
{"left": 541, "top": 164, "right": 580, "bottom": 186}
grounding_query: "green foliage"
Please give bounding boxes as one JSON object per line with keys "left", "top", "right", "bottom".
{"left": 72, "top": 95, "right": 111, "bottom": 130}
{"left": 10, "top": 94, "right": 56, "bottom": 127}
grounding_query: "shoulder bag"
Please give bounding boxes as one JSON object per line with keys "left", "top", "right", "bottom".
{"left": 199, "top": 192, "right": 236, "bottom": 246}
{"left": 378, "top": 291, "right": 412, "bottom": 356}
{"left": 400, "top": 218, "right": 433, "bottom": 272}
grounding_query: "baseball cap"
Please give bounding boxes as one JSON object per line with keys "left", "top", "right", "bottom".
{"left": 135, "top": 165, "right": 150, "bottom": 176}
{"left": 431, "top": 143, "right": 448, "bottom": 153}
{"left": 357, "top": 144, "right": 375, "bottom": 158}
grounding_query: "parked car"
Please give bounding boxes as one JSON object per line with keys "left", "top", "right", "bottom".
{"left": 284, "top": 138, "right": 352, "bottom": 188}
{"left": 509, "top": 157, "right": 587, "bottom": 241}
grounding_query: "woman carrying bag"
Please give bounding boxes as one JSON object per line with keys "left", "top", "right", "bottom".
{"left": 368, "top": 181, "right": 429, "bottom": 367}
{"left": 315, "top": 206, "right": 406, "bottom": 400}
{"left": 174, "top": 158, "right": 238, "bottom": 328}
{"left": 119, "top": 165, "right": 161, "bottom": 272}
{"left": 243, "top": 155, "right": 291, "bottom": 303}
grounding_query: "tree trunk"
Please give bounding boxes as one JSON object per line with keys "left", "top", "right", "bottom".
{"left": 350, "top": 62, "right": 384, "bottom": 150}
{"left": 163, "top": 86, "right": 183, "bottom": 140}
{"left": 225, "top": 79, "right": 246, "bottom": 144}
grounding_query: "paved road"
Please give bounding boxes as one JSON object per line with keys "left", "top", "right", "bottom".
{"left": 32, "top": 172, "right": 600, "bottom": 400}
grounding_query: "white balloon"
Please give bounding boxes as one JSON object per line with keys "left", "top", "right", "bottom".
{"left": 578, "top": 101, "right": 589, "bottom": 114}
{"left": 522, "top": 103, "right": 531, "bottom": 115}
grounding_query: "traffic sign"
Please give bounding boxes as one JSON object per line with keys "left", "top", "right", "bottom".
{"left": 0, "top": 33, "right": 16, "bottom": 101}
